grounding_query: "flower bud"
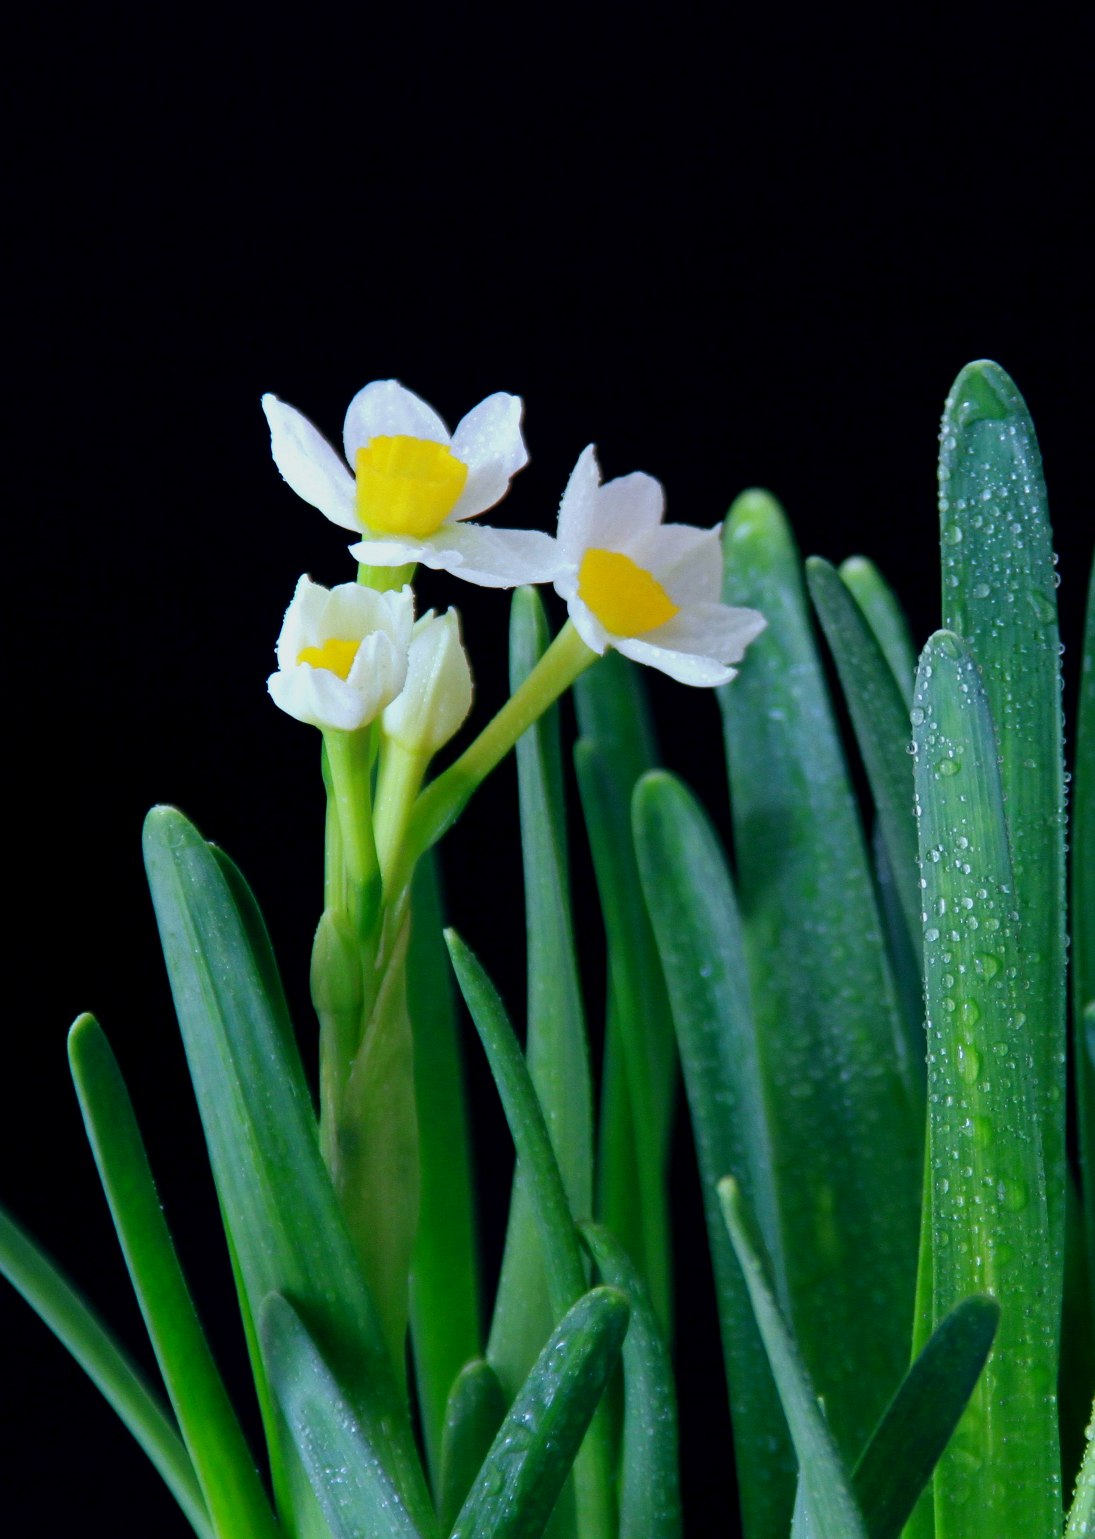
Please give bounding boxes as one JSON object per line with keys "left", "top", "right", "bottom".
{"left": 383, "top": 609, "right": 473, "bottom": 754}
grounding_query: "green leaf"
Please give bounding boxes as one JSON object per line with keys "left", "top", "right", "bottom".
{"left": 450, "top": 1287, "right": 630, "bottom": 1539}
{"left": 719, "top": 490, "right": 920, "bottom": 1460}
{"left": 68, "top": 1014, "right": 279, "bottom": 1539}
{"left": 1064, "top": 1395, "right": 1095, "bottom": 1538}
{"left": 1074, "top": 558, "right": 1095, "bottom": 1292}
{"left": 938, "top": 360, "right": 1068, "bottom": 1271}
{"left": 143, "top": 806, "right": 434, "bottom": 1537}
{"left": 580, "top": 1222, "right": 680, "bottom": 1539}
{"left": 633, "top": 768, "right": 794, "bottom": 1538}
{"left": 438, "top": 1360, "right": 507, "bottom": 1535}
{"left": 913, "top": 629, "right": 1060, "bottom": 1536}
{"left": 0, "top": 1203, "right": 212, "bottom": 1539}
{"left": 490, "top": 589, "right": 593, "bottom": 1405}
{"left": 852, "top": 1295, "right": 999, "bottom": 1539}
{"left": 260, "top": 1292, "right": 422, "bottom": 1539}
{"left": 445, "top": 929, "right": 614, "bottom": 1539}
{"left": 574, "top": 651, "right": 674, "bottom": 1331}
{"left": 718, "top": 1178, "right": 868, "bottom": 1539}
{"left": 805, "top": 555, "right": 921, "bottom": 983}
{"left": 837, "top": 557, "right": 917, "bottom": 703}
{"left": 408, "top": 850, "right": 482, "bottom": 1492}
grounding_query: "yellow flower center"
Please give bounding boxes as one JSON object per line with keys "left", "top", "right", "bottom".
{"left": 297, "top": 637, "right": 360, "bottom": 680}
{"left": 355, "top": 435, "right": 469, "bottom": 538}
{"left": 577, "top": 548, "right": 680, "bottom": 636}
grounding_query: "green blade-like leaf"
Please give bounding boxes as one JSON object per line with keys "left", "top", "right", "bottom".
{"left": 260, "top": 1292, "right": 422, "bottom": 1539}
{"left": 805, "top": 555, "right": 921, "bottom": 979}
{"left": 68, "top": 1014, "right": 279, "bottom": 1539}
{"left": 0, "top": 1203, "right": 212, "bottom": 1539}
{"left": 575, "top": 721, "right": 674, "bottom": 1328}
{"left": 913, "top": 629, "right": 1060, "bottom": 1537}
{"left": 573, "top": 652, "right": 673, "bottom": 1329}
{"left": 939, "top": 360, "right": 1067, "bottom": 1272}
{"left": 438, "top": 1360, "right": 507, "bottom": 1535}
{"left": 719, "top": 491, "right": 920, "bottom": 1460}
{"left": 1065, "top": 1394, "right": 1095, "bottom": 1538}
{"left": 451, "top": 1287, "right": 630, "bottom": 1539}
{"left": 852, "top": 1295, "right": 999, "bottom": 1539}
{"left": 718, "top": 1178, "right": 868, "bottom": 1539}
{"left": 1075, "top": 558, "right": 1095, "bottom": 1286}
{"left": 490, "top": 589, "right": 592, "bottom": 1406}
{"left": 143, "top": 806, "right": 434, "bottom": 1537}
{"left": 408, "top": 850, "right": 482, "bottom": 1490}
{"left": 837, "top": 557, "right": 917, "bottom": 703}
{"left": 580, "top": 1222, "right": 680, "bottom": 1539}
{"left": 633, "top": 768, "right": 794, "bottom": 1538}
{"left": 445, "top": 929, "right": 614, "bottom": 1539}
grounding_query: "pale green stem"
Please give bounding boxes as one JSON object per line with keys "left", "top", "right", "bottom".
{"left": 322, "top": 725, "right": 381, "bottom": 938}
{"left": 374, "top": 735, "right": 431, "bottom": 895}
{"left": 321, "top": 740, "right": 344, "bottom": 912}
{"left": 358, "top": 560, "right": 417, "bottom": 592}
{"left": 403, "top": 620, "right": 597, "bottom": 876}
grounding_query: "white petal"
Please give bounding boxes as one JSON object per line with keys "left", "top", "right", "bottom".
{"left": 350, "top": 524, "right": 562, "bottom": 589}
{"left": 448, "top": 393, "right": 529, "bottom": 521}
{"left": 275, "top": 574, "right": 327, "bottom": 670}
{"left": 586, "top": 471, "right": 665, "bottom": 554}
{"left": 555, "top": 445, "right": 603, "bottom": 560}
{"left": 613, "top": 636, "right": 737, "bottom": 687}
{"left": 262, "top": 396, "right": 359, "bottom": 532}
{"left": 563, "top": 593, "right": 612, "bottom": 657}
{"left": 346, "top": 629, "right": 410, "bottom": 714}
{"left": 268, "top": 665, "right": 376, "bottom": 732}
{"left": 650, "top": 601, "right": 767, "bottom": 662}
{"left": 342, "top": 380, "right": 450, "bottom": 460}
{"left": 644, "top": 523, "right": 724, "bottom": 604}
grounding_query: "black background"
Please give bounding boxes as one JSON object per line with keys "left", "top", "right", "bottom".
{"left": 3, "top": 3, "right": 1092, "bottom": 1532}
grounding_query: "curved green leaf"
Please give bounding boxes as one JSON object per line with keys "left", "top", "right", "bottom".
{"left": 490, "top": 589, "right": 592, "bottom": 1408}
{"left": 450, "top": 1288, "right": 629, "bottom": 1539}
{"left": 634, "top": 767, "right": 793, "bottom": 1538}
{"left": 719, "top": 491, "right": 920, "bottom": 1462}
{"left": 68, "top": 1014, "right": 279, "bottom": 1539}
{"left": 0, "top": 1203, "right": 212, "bottom": 1539}
{"left": 438, "top": 1360, "right": 507, "bottom": 1535}
{"left": 143, "top": 806, "right": 433, "bottom": 1536}
{"left": 938, "top": 360, "right": 1067, "bottom": 1270}
{"left": 852, "top": 1295, "right": 999, "bottom": 1539}
{"left": 260, "top": 1292, "right": 422, "bottom": 1539}
{"left": 913, "top": 629, "right": 1059, "bottom": 1537}
{"left": 580, "top": 1222, "right": 680, "bottom": 1539}
{"left": 718, "top": 1178, "right": 867, "bottom": 1539}
{"left": 445, "top": 928, "right": 613, "bottom": 1539}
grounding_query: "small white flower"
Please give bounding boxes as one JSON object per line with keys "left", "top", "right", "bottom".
{"left": 262, "top": 380, "right": 557, "bottom": 587}
{"left": 383, "top": 609, "right": 473, "bottom": 754}
{"left": 551, "top": 446, "right": 767, "bottom": 686}
{"left": 268, "top": 576, "right": 415, "bottom": 732}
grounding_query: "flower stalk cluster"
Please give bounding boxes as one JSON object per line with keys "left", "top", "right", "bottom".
{"left": 262, "top": 377, "right": 765, "bottom": 1381}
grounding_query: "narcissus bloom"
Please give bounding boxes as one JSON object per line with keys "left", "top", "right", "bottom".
{"left": 551, "top": 446, "right": 767, "bottom": 685}
{"left": 383, "top": 609, "right": 473, "bottom": 754}
{"left": 268, "top": 576, "right": 414, "bottom": 732}
{"left": 262, "top": 380, "right": 557, "bottom": 587}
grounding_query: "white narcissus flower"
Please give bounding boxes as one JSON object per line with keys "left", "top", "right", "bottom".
{"left": 262, "top": 380, "right": 557, "bottom": 588}
{"left": 551, "top": 446, "right": 767, "bottom": 686}
{"left": 383, "top": 609, "right": 473, "bottom": 754}
{"left": 268, "top": 576, "right": 415, "bottom": 732}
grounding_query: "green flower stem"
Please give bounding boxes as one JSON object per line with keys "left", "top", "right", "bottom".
{"left": 322, "top": 725, "right": 381, "bottom": 937}
{"left": 358, "top": 560, "right": 417, "bottom": 591}
{"left": 374, "top": 736, "right": 430, "bottom": 894}
{"left": 405, "top": 619, "right": 597, "bottom": 870}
